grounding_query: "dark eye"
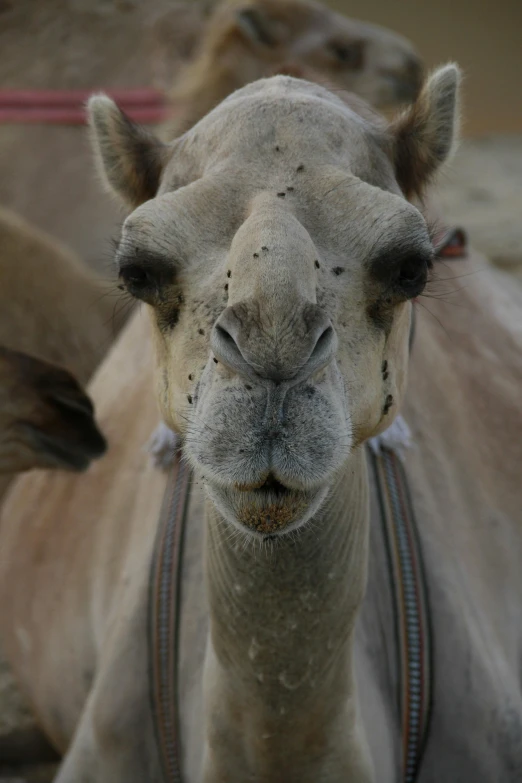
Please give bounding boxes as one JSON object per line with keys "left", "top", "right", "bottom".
{"left": 119, "top": 264, "right": 155, "bottom": 300}
{"left": 120, "top": 264, "right": 149, "bottom": 288}
{"left": 368, "top": 249, "right": 431, "bottom": 328}
{"left": 396, "top": 256, "right": 429, "bottom": 298}
{"left": 329, "top": 40, "right": 364, "bottom": 69}
{"left": 370, "top": 248, "right": 432, "bottom": 300}
{"left": 118, "top": 256, "right": 177, "bottom": 307}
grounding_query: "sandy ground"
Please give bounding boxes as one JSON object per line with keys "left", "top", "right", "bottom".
{"left": 436, "top": 136, "right": 522, "bottom": 279}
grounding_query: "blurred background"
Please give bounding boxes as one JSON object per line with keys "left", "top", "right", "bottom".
{"left": 331, "top": 0, "right": 522, "bottom": 136}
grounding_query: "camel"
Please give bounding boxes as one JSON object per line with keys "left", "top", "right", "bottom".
{"left": 0, "top": 208, "right": 113, "bottom": 763}
{"left": 0, "top": 345, "right": 106, "bottom": 474}
{"left": 2, "top": 67, "right": 522, "bottom": 782}
{"left": 0, "top": 207, "right": 113, "bottom": 515}
{"left": 0, "top": 0, "right": 421, "bottom": 274}
{"left": 163, "top": 0, "right": 422, "bottom": 135}
{"left": 0, "top": 4, "right": 422, "bottom": 762}
{"left": 0, "top": 207, "right": 114, "bottom": 388}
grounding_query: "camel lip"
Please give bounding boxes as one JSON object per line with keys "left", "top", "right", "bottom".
{"left": 234, "top": 473, "right": 291, "bottom": 497}
{"left": 206, "top": 480, "right": 330, "bottom": 538}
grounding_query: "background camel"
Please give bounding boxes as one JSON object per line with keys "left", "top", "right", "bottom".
{"left": 0, "top": 206, "right": 113, "bottom": 514}
{"left": 0, "top": 309, "right": 165, "bottom": 778}
{"left": 0, "top": 345, "right": 106, "bottom": 475}
{"left": 163, "top": 0, "right": 421, "bottom": 135}
{"left": 0, "top": 209, "right": 111, "bottom": 774}
{"left": 0, "top": 208, "right": 114, "bottom": 388}
{"left": 2, "top": 67, "right": 522, "bottom": 781}
{"left": 0, "top": 341, "right": 106, "bottom": 778}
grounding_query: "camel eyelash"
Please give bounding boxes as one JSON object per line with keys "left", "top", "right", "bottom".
{"left": 115, "top": 238, "right": 177, "bottom": 293}
{"left": 117, "top": 254, "right": 178, "bottom": 305}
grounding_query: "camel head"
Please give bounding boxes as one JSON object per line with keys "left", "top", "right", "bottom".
{"left": 159, "top": 0, "right": 423, "bottom": 110}
{"left": 0, "top": 347, "right": 107, "bottom": 474}
{"left": 89, "top": 65, "right": 459, "bottom": 536}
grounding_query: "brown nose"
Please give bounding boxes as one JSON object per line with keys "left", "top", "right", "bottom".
{"left": 211, "top": 303, "right": 337, "bottom": 383}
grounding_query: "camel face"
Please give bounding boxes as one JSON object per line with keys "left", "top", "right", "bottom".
{"left": 0, "top": 347, "right": 107, "bottom": 473}
{"left": 90, "top": 67, "right": 459, "bottom": 536}
{"left": 182, "top": 0, "right": 423, "bottom": 109}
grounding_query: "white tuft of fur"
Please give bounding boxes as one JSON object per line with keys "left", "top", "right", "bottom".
{"left": 368, "top": 415, "right": 413, "bottom": 461}
{"left": 147, "top": 421, "right": 179, "bottom": 470}
{"left": 86, "top": 93, "right": 118, "bottom": 123}
{"left": 425, "top": 62, "right": 462, "bottom": 163}
{"left": 86, "top": 94, "right": 124, "bottom": 201}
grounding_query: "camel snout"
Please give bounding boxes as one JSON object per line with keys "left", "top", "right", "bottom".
{"left": 211, "top": 304, "right": 337, "bottom": 385}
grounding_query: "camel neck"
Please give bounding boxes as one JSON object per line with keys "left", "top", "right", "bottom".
{"left": 202, "top": 449, "right": 373, "bottom": 783}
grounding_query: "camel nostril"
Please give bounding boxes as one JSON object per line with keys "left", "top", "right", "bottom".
{"left": 315, "top": 326, "right": 334, "bottom": 352}
{"left": 307, "top": 324, "right": 336, "bottom": 374}
{"left": 212, "top": 306, "right": 335, "bottom": 383}
{"left": 211, "top": 319, "right": 251, "bottom": 377}
{"left": 303, "top": 325, "right": 336, "bottom": 376}
{"left": 215, "top": 324, "right": 235, "bottom": 347}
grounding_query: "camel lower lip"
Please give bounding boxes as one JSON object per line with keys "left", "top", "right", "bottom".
{"left": 207, "top": 481, "right": 329, "bottom": 536}
{"left": 237, "top": 491, "right": 309, "bottom": 534}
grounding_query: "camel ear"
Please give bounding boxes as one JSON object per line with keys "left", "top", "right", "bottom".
{"left": 87, "top": 95, "right": 169, "bottom": 208}
{"left": 235, "top": 6, "right": 281, "bottom": 47}
{"left": 391, "top": 64, "right": 460, "bottom": 198}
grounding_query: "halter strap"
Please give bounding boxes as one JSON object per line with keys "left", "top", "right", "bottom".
{"left": 148, "top": 450, "right": 191, "bottom": 783}
{"left": 0, "top": 88, "right": 166, "bottom": 124}
{"left": 368, "top": 446, "right": 433, "bottom": 782}
{"left": 434, "top": 225, "right": 467, "bottom": 259}
{"left": 149, "top": 446, "right": 432, "bottom": 783}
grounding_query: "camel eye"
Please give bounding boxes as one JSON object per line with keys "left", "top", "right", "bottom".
{"left": 118, "top": 255, "right": 176, "bottom": 306}
{"left": 119, "top": 264, "right": 153, "bottom": 299}
{"left": 329, "top": 40, "right": 364, "bottom": 70}
{"left": 370, "top": 245, "right": 432, "bottom": 302}
{"left": 396, "top": 256, "right": 429, "bottom": 298}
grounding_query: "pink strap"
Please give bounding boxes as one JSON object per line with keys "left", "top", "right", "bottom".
{"left": 0, "top": 88, "right": 167, "bottom": 125}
